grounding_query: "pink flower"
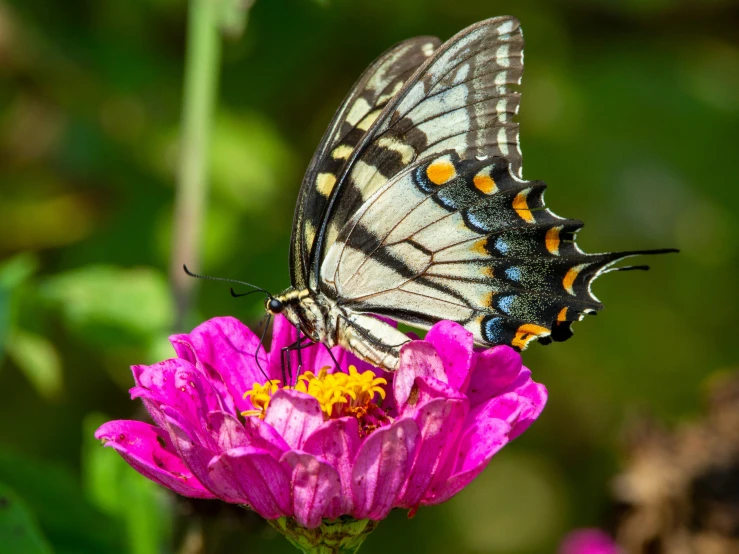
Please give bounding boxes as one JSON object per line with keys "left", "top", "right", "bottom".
{"left": 560, "top": 529, "right": 621, "bottom": 554}
{"left": 96, "top": 315, "right": 546, "bottom": 529}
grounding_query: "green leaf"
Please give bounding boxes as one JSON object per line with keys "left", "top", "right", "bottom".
{"left": 5, "top": 329, "right": 63, "bottom": 399}
{"left": 82, "top": 413, "right": 173, "bottom": 554}
{"left": 0, "top": 447, "right": 126, "bottom": 554}
{"left": 0, "top": 482, "right": 53, "bottom": 554}
{"left": 40, "top": 266, "right": 173, "bottom": 348}
{"left": 0, "top": 254, "right": 39, "bottom": 290}
{"left": 0, "top": 253, "right": 39, "bottom": 360}
{"left": 210, "top": 111, "right": 295, "bottom": 215}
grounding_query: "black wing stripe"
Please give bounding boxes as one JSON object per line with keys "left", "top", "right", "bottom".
{"left": 290, "top": 36, "right": 440, "bottom": 288}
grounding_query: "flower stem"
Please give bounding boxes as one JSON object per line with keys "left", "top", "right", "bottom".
{"left": 170, "top": 0, "right": 222, "bottom": 331}
{"left": 268, "top": 517, "right": 378, "bottom": 554}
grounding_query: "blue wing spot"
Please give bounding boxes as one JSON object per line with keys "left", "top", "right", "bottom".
{"left": 465, "top": 211, "right": 491, "bottom": 233}
{"left": 413, "top": 165, "right": 435, "bottom": 194}
{"left": 436, "top": 189, "right": 458, "bottom": 211}
{"left": 482, "top": 316, "right": 507, "bottom": 343}
{"left": 497, "top": 295, "right": 516, "bottom": 315}
{"left": 495, "top": 237, "right": 509, "bottom": 254}
{"left": 505, "top": 266, "right": 521, "bottom": 282}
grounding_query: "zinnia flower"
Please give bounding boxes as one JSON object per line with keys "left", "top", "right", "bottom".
{"left": 560, "top": 529, "right": 622, "bottom": 554}
{"left": 96, "top": 315, "right": 546, "bottom": 551}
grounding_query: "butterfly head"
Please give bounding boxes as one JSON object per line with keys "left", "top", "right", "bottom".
{"left": 266, "top": 297, "right": 284, "bottom": 314}
{"left": 268, "top": 288, "right": 328, "bottom": 343}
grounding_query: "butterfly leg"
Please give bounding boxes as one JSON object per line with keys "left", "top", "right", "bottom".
{"left": 280, "top": 335, "right": 315, "bottom": 385}
{"left": 296, "top": 328, "right": 304, "bottom": 375}
{"left": 321, "top": 343, "right": 342, "bottom": 373}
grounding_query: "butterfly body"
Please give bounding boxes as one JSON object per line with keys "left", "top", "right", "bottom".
{"left": 270, "top": 16, "right": 674, "bottom": 372}
{"left": 270, "top": 288, "right": 410, "bottom": 370}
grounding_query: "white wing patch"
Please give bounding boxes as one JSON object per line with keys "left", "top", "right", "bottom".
{"left": 346, "top": 97, "right": 371, "bottom": 127}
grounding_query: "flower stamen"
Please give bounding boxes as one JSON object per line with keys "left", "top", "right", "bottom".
{"left": 241, "top": 366, "right": 389, "bottom": 433}
{"left": 242, "top": 379, "right": 282, "bottom": 419}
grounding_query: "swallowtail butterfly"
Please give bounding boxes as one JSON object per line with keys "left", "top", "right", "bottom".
{"left": 266, "top": 16, "right": 674, "bottom": 371}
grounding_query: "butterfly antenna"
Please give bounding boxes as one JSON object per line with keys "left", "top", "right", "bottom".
{"left": 182, "top": 265, "right": 272, "bottom": 298}
{"left": 253, "top": 313, "right": 271, "bottom": 382}
{"left": 230, "top": 288, "right": 265, "bottom": 299}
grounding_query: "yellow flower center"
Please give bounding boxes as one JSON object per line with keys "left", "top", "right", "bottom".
{"left": 241, "top": 366, "right": 387, "bottom": 423}
{"left": 241, "top": 379, "right": 282, "bottom": 418}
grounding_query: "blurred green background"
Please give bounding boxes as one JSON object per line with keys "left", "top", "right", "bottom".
{"left": 1, "top": 0, "right": 737, "bottom": 552}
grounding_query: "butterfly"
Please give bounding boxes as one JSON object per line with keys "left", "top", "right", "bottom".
{"left": 265, "top": 16, "right": 674, "bottom": 371}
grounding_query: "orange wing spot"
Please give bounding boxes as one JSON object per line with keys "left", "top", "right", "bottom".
{"left": 473, "top": 172, "right": 497, "bottom": 194}
{"left": 545, "top": 226, "right": 562, "bottom": 255}
{"left": 563, "top": 263, "right": 587, "bottom": 296}
{"left": 426, "top": 159, "right": 456, "bottom": 185}
{"left": 512, "top": 190, "right": 535, "bottom": 223}
{"left": 512, "top": 323, "right": 550, "bottom": 350}
{"left": 482, "top": 266, "right": 495, "bottom": 278}
{"left": 557, "top": 307, "right": 568, "bottom": 322}
{"left": 482, "top": 291, "right": 495, "bottom": 307}
{"left": 472, "top": 238, "right": 489, "bottom": 257}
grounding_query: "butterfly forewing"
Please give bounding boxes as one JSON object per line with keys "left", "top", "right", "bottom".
{"left": 312, "top": 17, "right": 524, "bottom": 285}
{"left": 290, "top": 36, "right": 440, "bottom": 288}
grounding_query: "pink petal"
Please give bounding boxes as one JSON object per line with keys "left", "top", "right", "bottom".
{"left": 398, "top": 398, "right": 468, "bottom": 508}
{"left": 130, "top": 358, "right": 210, "bottom": 428}
{"left": 509, "top": 379, "right": 547, "bottom": 440}
{"left": 425, "top": 321, "right": 475, "bottom": 391}
{"left": 207, "top": 411, "right": 293, "bottom": 464}
{"left": 131, "top": 364, "right": 170, "bottom": 427}
{"left": 170, "top": 316, "right": 270, "bottom": 412}
{"left": 422, "top": 418, "right": 511, "bottom": 505}
{"left": 207, "top": 411, "right": 249, "bottom": 452}
{"left": 133, "top": 362, "right": 222, "bottom": 450}
{"left": 468, "top": 392, "right": 524, "bottom": 428}
{"left": 95, "top": 420, "right": 214, "bottom": 499}
{"left": 466, "top": 346, "right": 523, "bottom": 407}
{"left": 164, "top": 413, "right": 244, "bottom": 503}
{"left": 281, "top": 451, "right": 342, "bottom": 529}
{"left": 302, "top": 417, "right": 361, "bottom": 517}
{"left": 351, "top": 418, "right": 420, "bottom": 520}
{"left": 264, "top": 389, "right": 324, "bottom": 450}
{"left": 208, "top": 446, "right": 293, "bottom": 518}
{"left": 394, "top": 342, "right": 447, "bottom": 408}
{"left": 560, "top": 529, "right": 621, "bottom": 554}
{"left": 400, "top": 376, "right": 466, "bottom": 419}
{"left": 242, "top": 416, "right": 291, "bottom": 458}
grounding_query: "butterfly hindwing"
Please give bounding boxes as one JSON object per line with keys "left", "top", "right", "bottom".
{"left": 320, "top": 152, "right": 641, "bottom": 351}
{"left": 290, "top": 36, "right": 441, "bottom": 288}
{"left": 313, "top": 17, "right": 525, "bottom": 285}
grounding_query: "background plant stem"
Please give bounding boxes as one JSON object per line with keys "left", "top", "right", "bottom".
{"left": 170, "top": 0, "right": 222, "bottom": 331}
